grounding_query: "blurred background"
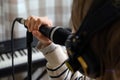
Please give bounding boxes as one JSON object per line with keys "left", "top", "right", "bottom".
{"left": 0, "top": 0, "right": 72, "bottom": 41}
{"left": 0, "top": 0, "right": 72, "bottom": 80}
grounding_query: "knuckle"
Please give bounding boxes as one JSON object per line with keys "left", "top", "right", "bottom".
{"left": 37, "top": 18, "right": 41, "bottom": 24}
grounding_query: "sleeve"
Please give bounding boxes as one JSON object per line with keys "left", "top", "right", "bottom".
{"left": 37, "top": 42, "right": 86, "bottom": 80}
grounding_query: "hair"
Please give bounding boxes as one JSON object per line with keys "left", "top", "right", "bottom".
{"left": 70, "top": 0, "right": 120, "bottom": 80}
{"left": 70, "top": 0, "right": 93, "bottom": 32}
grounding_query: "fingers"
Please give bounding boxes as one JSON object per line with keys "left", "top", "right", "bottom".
{"left": 25, "top": 16, "right": 39, "bottom": 32}
{"left": 32, "top": 30, "right": 47, "bottom": 42}
{"left": 25, "top": 15, "right": 52, "bottom": 45}
{"left": 32, "top": 30, "right": 52, "bottom": 45}
{"left": 25, "top": 16, "right": 31, "bottom": 32}
{"left": 34, "top": 18, "right": 41, "bottom": 30}
{"left": 25, "top": 16, "right": 53, "bottom": 32}
{"left": 40, "top": 16, "right": 52, "bottom": 26}
{"left": 32, "top": 30, "right": 41, "bottom": 40}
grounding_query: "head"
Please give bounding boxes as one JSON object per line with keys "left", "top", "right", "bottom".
{"left": 70, "top": 0, "right": 120, "bottom": 79}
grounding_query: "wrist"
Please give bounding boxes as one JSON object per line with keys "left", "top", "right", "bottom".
{"left": 43, "top": 41, "right": 52, "bottom": 48}
{"left": 37, "top": 42, "right": 57, "bottom": 55}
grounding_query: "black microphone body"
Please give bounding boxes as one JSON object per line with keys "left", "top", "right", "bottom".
{"left": 16, "top": 18, "right": 71, "bottom": 45}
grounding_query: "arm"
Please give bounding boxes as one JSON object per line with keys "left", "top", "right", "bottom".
{"left": 37, "top": 42, "right": 84, "bottom": 80}
{"left": 25, "top": 16, "right": 86, "bottom": 80}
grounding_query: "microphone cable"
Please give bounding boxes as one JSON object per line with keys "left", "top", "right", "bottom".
{"left": 11, "top": 18, "right": 33, "bottom": 80}
{"left": 11, "top": 18, "right": 19, "bottom": 80}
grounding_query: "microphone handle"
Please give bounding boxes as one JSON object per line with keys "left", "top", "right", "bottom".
{"left": 16, "top": 18, "right": 71, "bottom": 45}
{"left": 39, "top": 25, "right": 54, "bottom": 38}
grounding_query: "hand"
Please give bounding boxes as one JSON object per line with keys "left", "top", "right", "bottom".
{"left": 25, "top": 16, "right": 52, "bottom": 47}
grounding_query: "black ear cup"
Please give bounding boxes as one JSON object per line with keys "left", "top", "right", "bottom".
{"left": 65, "top": 34, "right": 101, "bottom": 78}
{"left": 65, "top": 35, "right": 101, "bottom": 78}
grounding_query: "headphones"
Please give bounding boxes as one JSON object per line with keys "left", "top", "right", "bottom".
{"left": 65, "top": 0, "right": 120, "bottom": 78}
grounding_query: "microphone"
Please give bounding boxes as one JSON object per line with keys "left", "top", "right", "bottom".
{"left": 16, "top": 18, "right": 71, "bottom": 45}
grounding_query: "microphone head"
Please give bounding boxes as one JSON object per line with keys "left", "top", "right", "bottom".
{"left": 51, "top": 27, "right": 71, "bottom": 45}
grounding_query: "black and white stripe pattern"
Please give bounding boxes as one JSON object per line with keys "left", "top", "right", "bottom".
{"left": 47, "top": 62, "right": 72, "bottom": 80}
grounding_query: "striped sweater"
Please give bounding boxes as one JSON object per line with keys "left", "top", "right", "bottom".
{"left": 37, "top": 42, "right": 91, "bottom": 80}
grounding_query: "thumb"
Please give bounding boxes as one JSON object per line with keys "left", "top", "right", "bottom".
{"left": 32, "top": 30, "right": 52, "bottom": 45}
{"left": 32, "top": 30, "right": 38, "bottom": 37}
{"left": 32, "top": 30, "right": 42, "bottom": 40}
